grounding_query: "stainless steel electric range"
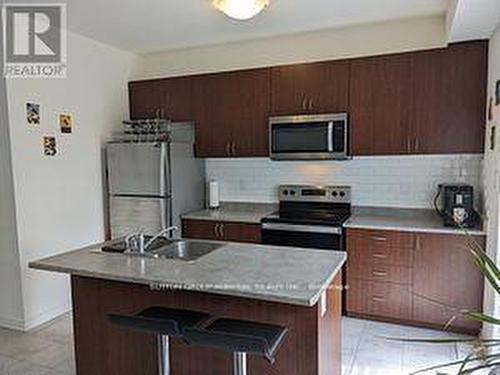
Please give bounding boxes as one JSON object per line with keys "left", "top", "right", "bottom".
{"left": 261, "top": 185, "right": 351, "bottom": 251}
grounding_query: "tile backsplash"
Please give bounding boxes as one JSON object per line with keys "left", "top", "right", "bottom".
{"left": 205, "top": 155, "right": 482, "bottom": 208}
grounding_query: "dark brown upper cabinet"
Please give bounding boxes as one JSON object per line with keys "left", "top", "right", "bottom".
{"left": 410, "top": 41, "right": 487, "bottom": 154}
{"left": 350, "top": 40, "right": 487, "bottom": 156}
{"left": 128, "top": 77, "right": 195, "bottom": 122}
{"left": 161, "top": 76, "right": 195, "bottom": 122}
{"left": 194, "top": 68, "right": 271, "bottom": 157}
{"left": 128, "top": 41, "right": 487, "bottom": 158}
{"left": 350, "top": 54, "right": 413, "bottom": 155}
{"left": 128, "top": 80, "right": 165, "bottom": 120}
{"left": 271, "top": 60, "right": 349, "bottom": 116}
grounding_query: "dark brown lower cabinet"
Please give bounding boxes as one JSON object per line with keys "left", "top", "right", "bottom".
{"left": 182, "top": 219, "right": 261, "bottom": 244}
{"left": 347, "top": 279, "right": 412, "bottom": 321}
{"left": 412, "top": 233, "right": 485, "bottom": 333}
{"left": 72, "top": 274, "right": 342, "bottom": 375}
{"left": 346, "top": 228, "right": 485, "bottom": 334}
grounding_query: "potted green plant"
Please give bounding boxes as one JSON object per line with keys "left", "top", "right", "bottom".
{"left": 395, "top": 233, "right": 500, "bottom": 374}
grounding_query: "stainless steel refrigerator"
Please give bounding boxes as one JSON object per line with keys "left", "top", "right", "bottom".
{"left": 106, "top": 124, "right": 204, "bottom": 239}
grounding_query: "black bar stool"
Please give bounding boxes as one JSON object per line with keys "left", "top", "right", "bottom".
{"left": 184, "top": 318, "right": 288, "bottom": 375}
{"left": 108, "top": 307, "right": 211, "bottom": 375}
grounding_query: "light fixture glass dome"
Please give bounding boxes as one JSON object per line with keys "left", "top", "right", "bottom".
{"left": 213, "top": 0, "right": 270, "bottom": 20}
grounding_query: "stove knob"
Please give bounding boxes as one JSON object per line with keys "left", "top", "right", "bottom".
{"left": 332, "top": 191, "right": 338, "bottom": 197}
{"left": 283, "top": 190, "right": 289, "bottom": 196}
{"left": 339, "top": 191, "right": 346, "bottom": 197}
{"left": 290, "top": 190, "right": 296, "bottom": 196}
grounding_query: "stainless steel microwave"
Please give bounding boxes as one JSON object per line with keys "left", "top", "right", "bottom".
{"left": 269, "top": 113, "right": 349, "bottom": 160}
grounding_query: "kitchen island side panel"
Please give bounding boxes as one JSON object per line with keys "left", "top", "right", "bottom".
{"left": 71, "top": 275, "right": 342, "bottom": 375}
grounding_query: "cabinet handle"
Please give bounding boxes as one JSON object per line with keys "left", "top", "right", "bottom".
{"left": 372, "top": 271, "right": 388, "bottom": 277}
{"left": 231, "top": 142, "right": 236, "bottom": 156}
{"left": 216, "top": 223, "right": 223, "bottom": 238}
{"left": 308, "top": 98, "right": 313, "bottom": 110}
{"left": 416, "top": 236, "right": 420, "bottom": 251}
{"left": 302, "top": 96, "right": 307, "bottom": 110}
{"left": 225, "top": 142, "right": 231, "bottom": 157}
{"left": 372, "top": 253, "right": 387, "bottom": 259}
{"left": 407, "top": 136, "right": 411, "bottom": 153}
{"left": 370, "top": 236, "right": 387, "bottom": 242}
{"left": 371, "top": 296, "right": 385, "bottom": 303}
{"left": 414, "top": 138, "right": 420, "bottom": 153}
{"left": 220, "top": 223, "right": 225, "bottom": 238}
{"left": 213, "top": 223, "right": 219, "bottom": 238}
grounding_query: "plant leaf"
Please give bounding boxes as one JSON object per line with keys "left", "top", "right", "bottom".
{"left": 465, "top": 312, "right": 500, "bottom": 325}
{"left": 409, "top": 354, "right": 500, "bottom": 375}
{"left": 461, "top": 360, "right": 500, "bottom": 374}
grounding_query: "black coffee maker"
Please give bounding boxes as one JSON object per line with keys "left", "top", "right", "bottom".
{"left": 435, "top": 184, "right": 477, "bottom": 228}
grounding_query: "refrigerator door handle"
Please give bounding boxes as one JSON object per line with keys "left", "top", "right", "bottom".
{"left": 160, "top": 144, "right": 166, "bottom": 197}
{"left": 162, "top": 143, "right": 173, "bottom": 229}
{"left": 160, "top": 198, "right": 167, "bottom": 230}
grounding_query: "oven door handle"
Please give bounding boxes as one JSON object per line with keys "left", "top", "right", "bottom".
{"left": 261, "top": 223, "right": 342, "bottom": 235}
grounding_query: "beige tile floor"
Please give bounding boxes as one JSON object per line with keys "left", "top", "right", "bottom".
{"left": 0, "top": 313, "right": 482, "bottom": 375}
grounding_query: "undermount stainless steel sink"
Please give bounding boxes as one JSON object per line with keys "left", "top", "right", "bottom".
{"left": 151, "top": 240, "right": 222, "bottom": 261}
{"left": 100, "top": 238, "right": 222, "bottom": 261}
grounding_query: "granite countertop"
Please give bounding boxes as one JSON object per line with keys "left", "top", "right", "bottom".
{"left": 344, "top": 206, "right": 485, "bottom": 236}
{"left": 29, "top": 240, "right": 346, "bottom": 307}
{"left": 181, "top": 202, "right": 277, "bottom": 224}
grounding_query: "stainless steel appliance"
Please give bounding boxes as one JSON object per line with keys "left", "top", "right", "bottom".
{"left": 269, "top": 113, "right": 349, "bottom": 160}
{"left": 434, "top": 183, "right": 477, "bottom": 228}
{"left": 261, "top": 185, "right": 351, "bottom": 250}
{"left": 106, "top": 123, "right": 205, "bottom": 239}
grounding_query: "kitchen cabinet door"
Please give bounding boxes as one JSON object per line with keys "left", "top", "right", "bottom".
{"left": 182, "top": 220, "right": 261, "bottom": 244}
{"left": 271, "top": 60, "right": 349, "bottom": 116}
{"left": 129, "top": 80, "right": 165, "bottom": 120}
{"left": 162, "top": 76, "right": 195, "bottom": 122}
{"left": 195, "top": 69, "right": 271, "bottom": 157}
{"left": 129, "top": 77, "right": 195, "bottom": 122}
{"left": 412, "top": 233, "right": 484, "bottom": 334}
{"left": 350, "top": 54, "right": 412, "bottom": 155}
{"left": 411, "top": 41, "right": 487, "bottom": 154}
{"left": 222, "top": 222, "right": 261, "bottom": 243}
{"left": 182, "top": 219, "right": 218, "bottom": 240}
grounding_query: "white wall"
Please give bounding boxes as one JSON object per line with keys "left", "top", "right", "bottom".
{"left": 206, "top": 155, "right": 482, "bottom": 208}
{"left": 482, "top": 25, "right": 500, "bottom": 338}
{"left": 5, "top": 31, "right": 140, "bottom": 330}
{"left": 0, "top": 18, "right": 24, "bottom": 330}
{"left": 136, "top": 16, "right": 446, "bottom": 79}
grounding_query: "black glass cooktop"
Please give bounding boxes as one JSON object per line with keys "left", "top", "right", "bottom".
{"left": 261, "top": 201, "right": 351, "bottom": 226}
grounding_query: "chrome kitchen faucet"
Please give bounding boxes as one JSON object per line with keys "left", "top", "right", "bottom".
{"left": 125, "top": 226, "right": 178, "bottom": 254}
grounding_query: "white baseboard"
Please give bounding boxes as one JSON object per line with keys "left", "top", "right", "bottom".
{"left": 24, "top": 305, "right": 71, "bottom": 331}
{"left": 0, "top": 305, "right": 71, "bottom": 332}
{"left": 0, "top": 315, "right": 26, "bottom": 331}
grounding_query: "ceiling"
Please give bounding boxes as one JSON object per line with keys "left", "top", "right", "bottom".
{"left": 20, "top": 0, "right": 449, "bottom": 53}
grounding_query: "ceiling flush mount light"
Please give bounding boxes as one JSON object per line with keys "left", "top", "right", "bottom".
{"left": 213, "top": 0, "right": 270, "bottom": 20}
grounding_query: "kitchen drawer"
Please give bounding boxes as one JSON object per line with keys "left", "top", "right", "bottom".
{"left": 348, "top": 228, "right": 415, "bottom": 249}
{"left": 347, "top": 260, "right": 412, "bottom": 285}
{"left": 182, "top": 219, "right": 261, "bottom": 244}
{"left": 222, "top": 222, "right": 261, "bottom": 243}
{"left": 182, "top": 219, "right": 218, "bottom": 240}
{"left": 347, "top": 229, "right": 415, "bottom": 267}
{"left": 347, "top": 278, "right": 412, "bottom": 321}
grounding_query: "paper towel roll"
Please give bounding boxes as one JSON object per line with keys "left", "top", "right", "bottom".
{"left": 208, "top": 180, "right": 220, "bottom": 209}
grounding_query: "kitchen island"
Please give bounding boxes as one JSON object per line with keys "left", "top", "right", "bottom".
{"left": 30, "top": 240, "right": 346, "bottom": 375}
